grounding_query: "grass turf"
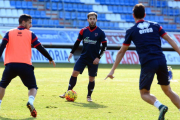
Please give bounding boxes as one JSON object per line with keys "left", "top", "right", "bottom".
{"left": 0, "top": 63, "right": 179, "bottom": 120}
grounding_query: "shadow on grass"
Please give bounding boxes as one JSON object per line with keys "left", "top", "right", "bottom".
{"left": 0, "top": 116, "right": 35, "bottom": 120}
{"left": 71, "top": 101, "right": 107, "bottom": 109}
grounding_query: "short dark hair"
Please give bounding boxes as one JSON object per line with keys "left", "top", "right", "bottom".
{"left": 19, "top": 14, "right": 32, "bottom": 24}
{"left": 133, "top": 3, "right": 145, "bottom": 19}
{"left": 87, "top": 12, "right": 97, "bottom": 19}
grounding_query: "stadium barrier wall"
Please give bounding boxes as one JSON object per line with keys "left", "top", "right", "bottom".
{"left": 2, "top": 48, "right": 179, "bottom": 65}
{"left": 1, "top": 27, "right": 180, "bottom": 48}
{"left": 101, "top": 50, "right": 180, "bottom": 65}
{"left": 0, "top": 27, "right": 180, "bottom": 65}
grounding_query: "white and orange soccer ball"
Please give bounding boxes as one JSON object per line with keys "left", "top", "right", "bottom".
{"left": 65, "top": 90, "right": 77, "bottom": 102}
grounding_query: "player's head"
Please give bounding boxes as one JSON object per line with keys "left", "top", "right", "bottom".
{"left": 133, "top": 3, "right": 146, "bottom": 21}
{"left": 19, "top": 14, "right": 32, "bottom": 29}
{"left": 87, "top": 12, "right": 97, "bottom": 27}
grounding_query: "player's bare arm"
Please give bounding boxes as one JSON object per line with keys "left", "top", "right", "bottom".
{"left": 68, "top": 40, "right": 81, "bottom": 62}
{"left": 163, "top": 34, "right": 180, "bottom": 55}
{"left": 68, "top": 53, "right": 73, "bottom": 62}
{"left": 49, "top": 60, "right": 56, "bottom": 67}
{"left": 93, "top": 58, "right": 100, "bottom": 65}
{"left": 105, "top": 45, "right": 129, "bottom": 80}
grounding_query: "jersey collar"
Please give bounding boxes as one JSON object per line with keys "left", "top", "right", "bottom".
{"left": 136, "top": 20, "right": 144, "bottom": 23}
{"left": 18, "top": 26, "right": 26, "bottom": 29}
{"left": 87, "top": 26, "right": 97, "bottom": 32}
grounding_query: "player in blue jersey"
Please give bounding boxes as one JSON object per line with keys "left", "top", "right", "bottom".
{"left": 105, "top": 3, "right": 180, "bottom": 120}
{"left": 59, "top": 12, "right": 107, "bottom": 102}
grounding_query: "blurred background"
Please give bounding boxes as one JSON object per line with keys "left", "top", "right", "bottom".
{"left": 0, "top": 0, "right": 180, "bottom": 65}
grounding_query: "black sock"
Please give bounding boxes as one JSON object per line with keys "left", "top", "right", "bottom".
{"left": 68, "top": 76, "right": 77, "bottom": 90}
{"left": 87, "top": 81, "right": 95, "bottom": 97}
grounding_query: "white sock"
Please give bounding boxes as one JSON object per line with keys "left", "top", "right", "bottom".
{"left": 179, "top": 109, "right": 180, "bottom": 111}
{"left": 28, "top": 96, "right": 35, "bottom": 105}
{"left": 154, "top": 100, "right": 162, "bottom": 109}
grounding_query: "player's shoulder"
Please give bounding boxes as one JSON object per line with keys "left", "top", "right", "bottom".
{"left": 144, "top": 20, "right": 160, "bottom": 27}
{"left": 126, "top": 24, "right": 136, "bottom": 33}
{"left": 96, "top": 26, "right": 103, "bottom": 31}
{"left": 80, "top": 27, "right": 89, "bottom": 31}
{"left": 79, "top": 27, "right": 88, "bottom": 34}
{"left": 96, "top": 26, "right": 105, "bottom": 34}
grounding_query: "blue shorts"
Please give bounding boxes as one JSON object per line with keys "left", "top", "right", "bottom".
{"left": 74, "top": 57, "right": 98, "bottom": 77}
{"left": 0, "top": 63, "right": 38, "bottom": 90}
{"left": 139, "top": 59, "right": 169, "bottom": 90}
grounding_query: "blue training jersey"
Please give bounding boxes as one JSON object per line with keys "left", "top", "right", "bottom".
{"left": 77, "top": 26, "right": 107, "bottom": 61}
{"left": 123, "top": 20, "right": 167, "bottom": 65}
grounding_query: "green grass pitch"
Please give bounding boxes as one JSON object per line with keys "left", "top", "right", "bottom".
{"left": 0, "top": 63, "right": 179, "bottom": 120}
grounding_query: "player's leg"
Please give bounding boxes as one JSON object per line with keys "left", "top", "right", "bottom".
{"left": 87, "top": 63, "right": 98, "bottom": 102}
{"left": 68, "top": 70, "right": 80, "bottom": 90}
{"left": 161, "top": 85, "right": 180, "bottom": 110}
{"left": 156, "top": 59, "right": 180, "bottom": 110}
{"left": 18, "top": 64, "right": 37, "bottom": 118}
{"left": 0, "top": 63, "right": 17, "bottom": 107}
{"left": 59, "top": 57, "right": 86, "bottom": 98}
{"left": 139, "top": 60, "right": 168, "bottom": 120}
{"left": 139, "top": 60, "right": 158, "bottom": 105}
{"left": 155, "top": 59, "right": 172, "bottom": 120}
{"left": 140, "top": 89, "right": 157, "bottom": 105}
{"left": 87, "top": 76, "right": 95, "bottom": 102}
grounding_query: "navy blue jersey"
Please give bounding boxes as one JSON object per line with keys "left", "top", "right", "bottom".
{"left": 3, "top": 26, "right": 41, "bottom": 48}
{"left": 77, "top": 26, "right": 107, "bottom": 61}
{"left": 123, "top": 20, "right": 167, "bottom": 65}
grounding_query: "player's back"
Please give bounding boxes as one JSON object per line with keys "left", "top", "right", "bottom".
{"left": 5, "top": 28, "right": 32, "bottom": 65}
{"left": 126, "top": 20, "right": 166, "bottom": 64}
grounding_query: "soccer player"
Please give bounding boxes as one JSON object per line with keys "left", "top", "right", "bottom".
{"left": 0, "top": 14, "right": 56, "bottom": 117}
{"left": 59, "top": 12, "right": 107, "bottom": 102}
{"left": 105, "top": 3, "right": 180, "bottom": 120}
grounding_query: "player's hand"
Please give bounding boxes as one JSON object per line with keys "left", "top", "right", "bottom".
{"left": 93, "top": 58, "right": 100, "bottom": 65}
{"left": 68, "top": 53, "right": 73, "bottom": 62}
{"left": 104, "top": 70, "right": 114, "bottom": 80}
{"left": 49, "top": 60, "right": 56, "bottom": 67}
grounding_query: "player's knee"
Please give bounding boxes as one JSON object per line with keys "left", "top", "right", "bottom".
{"left": 72, "top": 71, "right": 79, "bottom": 77}
{"left": 140, "top": 89, "right": 150, "bottom": 96}
{"left": 89, "top": 76, "right": 95, "bottom": 82}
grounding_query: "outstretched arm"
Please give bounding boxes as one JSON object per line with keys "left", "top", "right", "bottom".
{"left": 70, "top": 40, "right": 81, "bottom": 54}
{"left": 68, "top": 40, "right": 81, "bottom": 62}
{"left": 163, "top": 34, "right": 180, "bottom": 55}
{"left": 105, "top": 45, "right": 129, "bottom": 80}
{"left": 35, "top": 45, "right": 56, "bottom": 67}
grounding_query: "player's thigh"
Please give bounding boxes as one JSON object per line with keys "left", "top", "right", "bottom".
{"left": 156, "top": 59, "right": 169, "bottom": 85}
{"left": 18, "top": 64, "right": 38, "bottom": 90}
{"left": 74, "top": 57, "right": 87, "bottom": 74}
{"left": 0, "top": 64, "right": 17, "bottom": 88}
{"left": 88, "top": 63, "right": 98, "bottom": 77}
{"left": 139, "top": 60, "right": 158, "bottom": 90}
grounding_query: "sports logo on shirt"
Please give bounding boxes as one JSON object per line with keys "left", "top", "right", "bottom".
{"left": 137, "top": 22, "right": 153, "bottom": 34}
{"left": 95, "top": 33, "right": 98, "bottom": 36}
{"left": 84, "top": 37, "right": 97, "bottom": 44}
{"left": 17, "top": 32, "right": 22, "bottom": 36}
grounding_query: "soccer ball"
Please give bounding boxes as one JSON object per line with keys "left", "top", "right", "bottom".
{"left": 65, "top": 90, "right": 77, "bottom": 102}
